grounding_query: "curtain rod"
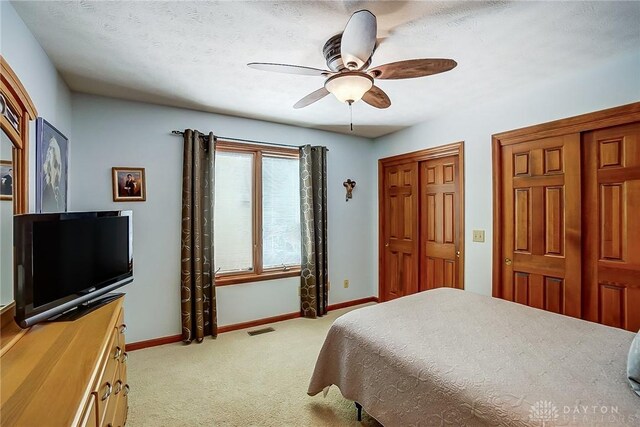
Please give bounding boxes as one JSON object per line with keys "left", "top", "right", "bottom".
{"left": 171, "top": 130, "right": 327, "bottom": 151}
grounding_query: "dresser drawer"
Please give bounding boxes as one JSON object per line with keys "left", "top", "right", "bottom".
{"left": 93, "top": 328, "right": 121, "bottom": 425}
{"left": 115, "top": 308, "right": 126, "bottom": 349}
{"left": 107, "top": 372, "right": 129, "bottom": 427}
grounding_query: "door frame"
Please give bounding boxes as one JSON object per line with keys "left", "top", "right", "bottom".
{"left": 379, "top": 141, "right": 465, "bottom": 300}
{"left": 491, "top": 102, "right": 640, "bottom": 299}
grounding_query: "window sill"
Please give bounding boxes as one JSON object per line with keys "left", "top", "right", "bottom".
{"left": 215, "top": 269, "right": 301, "bottom": 286}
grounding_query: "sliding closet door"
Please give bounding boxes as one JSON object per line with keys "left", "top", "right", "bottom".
{"left": 380, "top": 161, "right": 419, "bottom": 301}
{"left": 498, "top": 135, "right": 582, "bottom": 317}
{"left": 583, "top": 122, "right": 640, "bottom": 332}
{"left": 419, "top": 155, "right": 462, "bottom": 290}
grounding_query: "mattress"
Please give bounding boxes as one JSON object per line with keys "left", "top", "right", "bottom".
{"left": 308, "top": 288, "right": 640, "bottom": 426}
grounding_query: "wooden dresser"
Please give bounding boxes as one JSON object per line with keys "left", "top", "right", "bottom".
{"left": 0, "top": 296, "right": 129, "bottom": 426}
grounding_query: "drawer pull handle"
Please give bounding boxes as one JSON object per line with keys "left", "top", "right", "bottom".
{"left": 101, "top": 382, "right": 112, "bottom": 401}
{"left": 114, "top": 380, "right": 123, "bottom": 395}
{"left": 122, "top": 352, "right": 128, "bottom": 363}
{"left": 114, "top": 346, "right": 122, "bottom": 360}
{"left": 119, "top": 324, "right": 127, "bottom": 334}
{"left": 123, "top": 384, "right": 130, "bottom": 397}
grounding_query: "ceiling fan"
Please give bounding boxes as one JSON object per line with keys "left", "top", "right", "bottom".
{"left": 248, "top": 10, "right": 457, "bottom": 110}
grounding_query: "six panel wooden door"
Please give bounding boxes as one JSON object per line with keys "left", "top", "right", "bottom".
{"left": 583, "top": 122, "right": 640, "bottom": 331}
{"left": 419, "top": 156, "right": 462, "bottom": 290}
{"left": 499, "top": 134, "right": 582, "bottom": 317}
{"left": 381, "top": 162, "right": 419, "bottom": 300}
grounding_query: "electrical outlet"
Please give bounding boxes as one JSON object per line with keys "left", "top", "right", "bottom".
{"left": 343, "top": 279, "right": 349, "bottom": 289}
{"left": 472, "top": 230, "right": 485, "bottom": 243}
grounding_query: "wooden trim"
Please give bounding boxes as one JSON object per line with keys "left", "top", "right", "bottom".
{"left": 215, "top": 268, "right": 301, "bottom": 286}
{"left": 493, "top": 102, "right": 640, "bottom": 146}
{"left": 491, "top": 136, "right": 503, "bottom": 298}
{"left": 127, "top": 296, "right": 379, "bottom": 351}
{"left": 458, "top": 143, "right": 465, "bottom": 291}
{"left": 125, "top": 334, "right": 183, "bottom": 351}
{"left": 379, "top": 141, "right": 463, "bottom": 166}
{"left": 0, "top": 57, "right": 37, "bottom": 120}
{"left": 378, "top": 141, "right": 465, "bottom": 299}
{"left": 490, "top": 102, "right": 640, "bottom": 298}
{"left": 326, "top": 296, "right": 378, "bottom": 311}
{"left": 216, "top": 140, "right": 299, "bottom": 158}
{"left": 1, "top": 56, "right": 36, "bottom": 214}
{"left": 377, "top": 160, "right": 385, "bottom": 302}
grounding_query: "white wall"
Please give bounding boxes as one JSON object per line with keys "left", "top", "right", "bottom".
{"left": 1, "top": 1, "right": 72, "bottom": 209}
{"left": 372, "top": 50, "right": 640, "bottom": 298}
{"left": 0, "top": 2, "right": 72, "bottom": 305}
{"left": 70, "top": 94, "right": 375, "bottom": 343}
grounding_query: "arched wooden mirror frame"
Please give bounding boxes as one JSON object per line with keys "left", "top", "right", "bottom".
{"left": 1, "top": 55, "right": 37, "bottom": 214}
{"left": 1, "top": 55, "right": 37, "bottom": 351}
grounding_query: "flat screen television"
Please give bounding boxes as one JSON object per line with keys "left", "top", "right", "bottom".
{"left": 14, "top": 210, "right": 133, "bottom": 328}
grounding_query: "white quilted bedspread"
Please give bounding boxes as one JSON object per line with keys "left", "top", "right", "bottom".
{"left": 308, "top": 288, "right": 640, "bottom": 426}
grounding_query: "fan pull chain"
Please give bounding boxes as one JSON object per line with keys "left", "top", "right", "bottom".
{"left": 348, "top": 101, "right": 353, "bottom": 131}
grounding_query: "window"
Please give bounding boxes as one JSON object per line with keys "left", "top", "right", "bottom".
{"left": 214, "top": 141, "right": 301, "bottom": 285}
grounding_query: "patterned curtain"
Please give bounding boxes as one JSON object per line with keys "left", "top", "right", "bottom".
{"left": 181, "top": 130, "right": 217, "bottom": 342}
{"left": 299, "top": 145, "right": 328, "bottom": 318}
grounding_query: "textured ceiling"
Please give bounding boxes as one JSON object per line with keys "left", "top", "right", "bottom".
{"left": 12, "top": 1, "right": 640, "bottom": 138}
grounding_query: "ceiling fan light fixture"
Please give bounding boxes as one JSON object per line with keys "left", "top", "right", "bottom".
{"left": 324, "top": 72, "right": 373, "bottom": 104}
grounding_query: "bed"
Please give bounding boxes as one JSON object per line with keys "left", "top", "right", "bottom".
{"left": 308, "top": 288, "right": 640, "bottom": 426}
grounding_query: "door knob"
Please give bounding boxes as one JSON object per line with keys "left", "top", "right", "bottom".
{"left": 385, "top": 243, "right": 389, "bottom": 247}
{"left": 504, "top": 258, "right": 512, "bottom": 266}
{"left": 456, "top": 251, "right": 460, "bottom": 258}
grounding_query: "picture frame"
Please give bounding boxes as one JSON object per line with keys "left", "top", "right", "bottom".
{"left": 0, "top": 160, "right": 12, "bottom": 201}
{"left": 36, "top": 118, "right": 69, "bottom": 212}
{"left": 112, "top": 167, "right": 146, "bottom": 202}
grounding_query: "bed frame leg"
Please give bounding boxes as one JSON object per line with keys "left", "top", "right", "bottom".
{"left": 355, "top": 402, "right": 362, "bottom": 421}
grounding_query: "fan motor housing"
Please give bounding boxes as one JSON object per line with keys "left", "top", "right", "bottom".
{"left": 323, "top": 34, "right": 344, "bottom": 72}
{"left": 323, "top": 33, "right": 372, "bottom": 72}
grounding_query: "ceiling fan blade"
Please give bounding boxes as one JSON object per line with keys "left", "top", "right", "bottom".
{"left": 369, "top": 59, "right": 457, "bottom": 80}
{"left": 248, "top": 62, "right": 331, "bottom": 77}
{"left": 340, "top": 10, "right": 377, "bottom": 70}
{"left": 362, "top": 85, "right": 391, "bottom": 109}
{"left": 293, "top": 87, "right": 330, "bottom": 109}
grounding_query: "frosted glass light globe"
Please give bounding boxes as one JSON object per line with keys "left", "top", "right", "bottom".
{"left": 325, "top": 72, "right": 373, "bottom": 104}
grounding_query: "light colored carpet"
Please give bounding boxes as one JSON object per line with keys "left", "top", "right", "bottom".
{"left": 127, "top": 304, "right": 381, "bottom": 426}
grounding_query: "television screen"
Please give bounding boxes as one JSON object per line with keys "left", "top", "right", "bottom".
{"left": 14, "top": 211, "right": 133, "bottom": 327}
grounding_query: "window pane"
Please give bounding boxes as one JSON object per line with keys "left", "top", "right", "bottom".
{"left": 214, "top": 151, "right": 253, "bottom": 273}
{"left": 262, "top": 156, "right": 301, "bottom": 268}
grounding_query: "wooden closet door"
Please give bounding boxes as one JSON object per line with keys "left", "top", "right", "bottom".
{"left": 381, "top": 162, "right": 419, "bottom": 301}
{"left": 583, "top": 122, "right": 640, "bottom": 331}
{"left": 419, "top": 156, "right": 462, "bottom": 290}
{"left": 499, "top": 135, "right": 582, "bottom": 317}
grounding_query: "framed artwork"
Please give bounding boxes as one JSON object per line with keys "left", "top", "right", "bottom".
{"left": 0, "top": 160, "right": 12, "bottom": 200}
{"left": 36, "top": 118, "right": 69, "bottom": 212}
{"left": 112, "top": 167, "right": 146, "bottom": 202}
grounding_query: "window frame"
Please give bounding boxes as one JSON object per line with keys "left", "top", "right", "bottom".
{"left": 215, "top": 140, "right": 301, "bottom": 286}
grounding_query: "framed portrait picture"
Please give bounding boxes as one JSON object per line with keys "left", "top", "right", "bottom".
{"left": 0, "top": 160, "right": 12, "bottom": 201}
{"left": 36, "top": 118, "right": 69, "bottom": 212}
{"left": 112, "top": 167, "right": 146, "bottom": 202}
